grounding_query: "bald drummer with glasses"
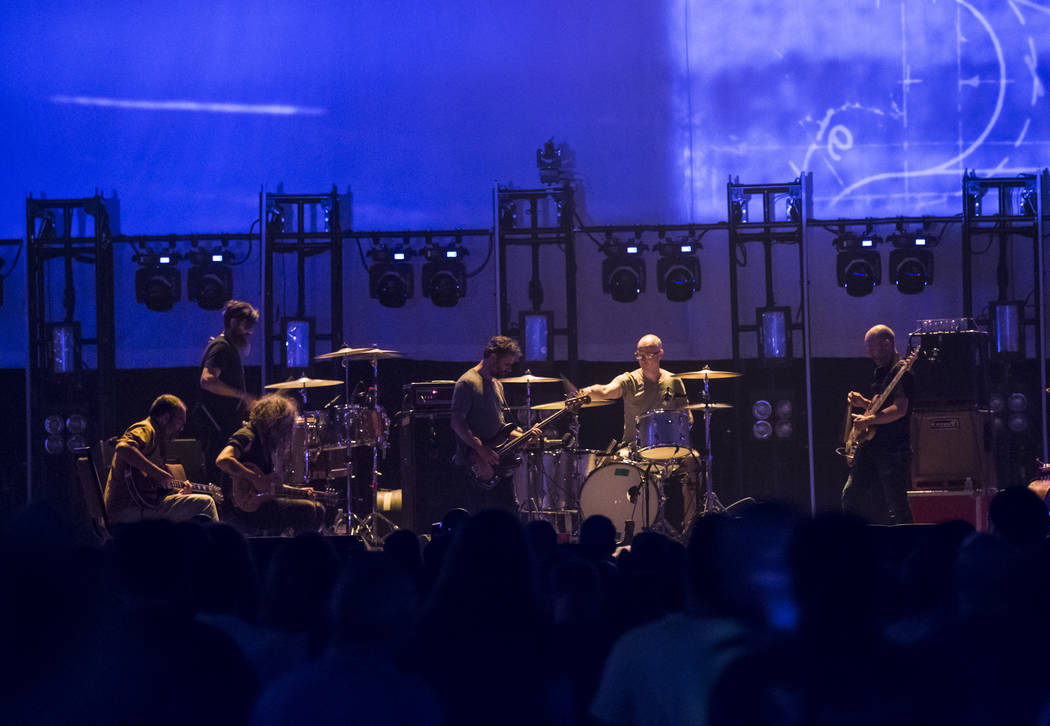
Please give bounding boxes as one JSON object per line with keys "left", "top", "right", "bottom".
{"left": 579, "top": 334, "right": 689, "bottom": 444}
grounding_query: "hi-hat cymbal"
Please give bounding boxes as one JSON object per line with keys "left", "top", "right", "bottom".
{"left": 499, "top": 373, "right": 561, "bottom": 384}
{"left": 683, "top": 402, "right": 734, "bottom": 411}
{"left": 316, "top": 346, "right": 402, "bottom": 360}
{"left": 674, "top": 366, "right": 742, "bottom": 380}
{"left": 265, "top": 376, "right": 343, "bottom": 390}
{"left": 529, "top": 398, "right": 614, "bottom": 411}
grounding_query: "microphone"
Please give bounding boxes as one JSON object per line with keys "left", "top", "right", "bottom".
{"left": 663, "top": 386, "right": 673, "bottom": 404}
{"left": 560, "top": 432, "right": 574, "bottom": 448}
{"left": 627, "top": 484, "right": 640, "bottom": 503}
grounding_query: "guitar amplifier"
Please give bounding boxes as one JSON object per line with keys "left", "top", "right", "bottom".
{"left": 402, "top": 381, "right": 456, "bottom": 412}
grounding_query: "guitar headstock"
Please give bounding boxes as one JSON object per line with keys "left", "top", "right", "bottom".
{"left": 901, "top": 345, "right": 921, "bottom": 370}
{"left": 564, "top": 394, "right": 591, "bottom": 410}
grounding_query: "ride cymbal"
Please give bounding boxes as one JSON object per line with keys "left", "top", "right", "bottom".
{"left": 316, "top": 346, "right": 402, "bottom": 360}
{"left": 529, "top": 398, "right": 615, "bottom": 411}
{"left": 682, "top": 402, "right": 734, "bottom": 410}
{"left": 264, "top": 376, "right": 343, "bottom": 390}
{"left": 499, "top": 373, "right": 561, "bottom": 384}
{"left": 674, "top": 366, "right": 742, "bottom": 380}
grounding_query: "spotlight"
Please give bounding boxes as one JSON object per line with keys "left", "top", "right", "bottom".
{"left": 44, "top": 415, "right": 64, "bottom": 435}
{"left": 774, "top": 420, "right": 794, "bottom": 439}
{"left": 887, "top": 229, "right": 934, "bottom": 295}
{"left": 730, "top": 188, "right": 749, "bottom": 223}
{"left": 601, "top": 237, "right": 646, "bottom": 303}
{"left": 66, "top": 414, "right": 87, "bottom": 434}
{"left": 752, "top": 400, "right": 772, "bottom": 420}
{"left": 368, "top": 240, "right": 414, "bottom": 308}
{"left": 1007, "top": 413, "right": 1029, "bottom": 433}
{"left": 752, "top": 420, "right": 773, "bottom": 440}
{"left": 135, "top": 248, "right": 181, "bottom": 311}
{"left": 1007, "top": 392, "right": 1028, "bottom": 413}
{"left": 187, "top": 247, "right": 233, "bottom": 311}
{"left": 834, "top": 231, "right": 880, "bottom": 297}
{"left": 499, "top": 199, "right": 518, "bottom": 230}
{"left": 655, "top": 239, "right": 700, "bottom": 302}
{"left": 965, "top": 176, "right": 985, "bottom": 217}
{"left": 536, "top": 138, "right": 563, "bottom": 185}
{"left": 422, "top": 241, "right": 468, "bottom": 308}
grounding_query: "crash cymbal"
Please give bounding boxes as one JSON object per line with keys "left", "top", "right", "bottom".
{"left": 683, "top": 402, "right": 734, "bottom": 411}
{"left": 499, "top": 373, "right": 561, "bottom": 384}
{"left": 316, "top": 346, "right": 402, "bottom": 360}
{"left": 529, "top": 398, "right": 615, "bottom": 411}
{"left": 265, "top": 376, "right": 343, "bottom": 390}
{"left": 674, "top": 366, "right": 742, "bottom": 380}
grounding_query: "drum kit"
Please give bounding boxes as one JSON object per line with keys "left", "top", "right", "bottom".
{"left": 265, "top": 345, "right": 401, "bottom": 545}
{"left": 504, "top": 365, "right": 739, "bottom": 540}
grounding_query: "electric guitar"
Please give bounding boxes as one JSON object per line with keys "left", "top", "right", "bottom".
{"left": 230, "top": 462, "right": 340, "bottom": 513}
{"left": 840, "top": 346, "right": 920, "bottom": 466}
{"left": 469, "top": 394, "right": 590, "bottom": 490}
{"left": 125, "top": 467, "right": 224, "bottom": 510}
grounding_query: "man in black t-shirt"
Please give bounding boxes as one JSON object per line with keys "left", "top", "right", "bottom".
{"left": 842, "top": 325, "right": 914, "bottom": 525}
{"left": 215, "top": 393, "right": 325, "bottom": 533}
{"left": 200, "top": 300, "right": 259, "bottom": 479}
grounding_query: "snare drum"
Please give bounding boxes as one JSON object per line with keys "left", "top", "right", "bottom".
{"left": 514, "top": 448, "right": 597, "bottom": 511}
{"left": 579, "top": 460, "right": 659, "bottom": 538}
{"left": 636, "top": 409, "right": 692, "bottom": 460}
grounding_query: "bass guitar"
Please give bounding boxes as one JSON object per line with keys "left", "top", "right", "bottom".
{"left": 125, "top": 466, "right": 224, "bottom": 510}
{"left": 470, "top": 394, "right": 590, "bottom": 490}
{"left": 840, "top": 346, "right": 920, "bottom": 466}
{"left": 231, "top": 462, "right": 341, "bottom": 513}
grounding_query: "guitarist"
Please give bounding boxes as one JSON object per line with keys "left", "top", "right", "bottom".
{"left": 104, "top": 394, "right": 220, "bottom": 525}
{"left": 451, "top": 336, "right": 541, "bottom": 513}
{"left": 842, "top": 324, "right": 914, "bottom": 525}
{"left": 215, "top": 393, "right": 325, "bottom": 533}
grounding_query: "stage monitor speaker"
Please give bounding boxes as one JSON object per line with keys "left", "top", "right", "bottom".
{"left": 911, "top": 332, "right": 987, "bottom": 408}
{"left": 907, "top": 488, "right": 995, "bottom": 532}
{"left": 911, "top": 408, "right": 994, "bottom": 488}
{"left": 399, "top": 412, "right": 469, "bottom": 534}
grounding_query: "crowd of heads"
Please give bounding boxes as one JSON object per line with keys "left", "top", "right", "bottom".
{"left": 2, "top": 484, "right": 1049, "bottom": 724}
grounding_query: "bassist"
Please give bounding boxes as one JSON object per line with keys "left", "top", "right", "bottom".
{"left": 842, "top": 325, "right": 914, "bottom": 525}
{"left": 104, "top": 394, "right": 220, "bottom": 525}
{"left": 450, "top": 336, "right": 540, "bottom": 512}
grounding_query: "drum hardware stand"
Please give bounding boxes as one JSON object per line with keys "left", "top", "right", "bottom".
{"left": 349, "top": 351, "right": 398, "bottom": 547}
{"left": 695, "top": 376, "right": 725, "bottom": 515}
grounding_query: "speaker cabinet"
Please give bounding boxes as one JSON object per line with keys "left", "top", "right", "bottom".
{"left": 911, "top": 332, "right": 987, "bottom": 408}
{"left": 399, "top": 412, "right": 467, "bottom": 534}
{"left": 911, "top": 408, "right": 995, "bottom": 489}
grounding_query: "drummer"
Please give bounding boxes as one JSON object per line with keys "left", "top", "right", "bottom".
{"left": 579, "top": 334, "right": 697, "bottom": 530}
{"left": 579, "top": 334, "right": 691, "bottom": 447}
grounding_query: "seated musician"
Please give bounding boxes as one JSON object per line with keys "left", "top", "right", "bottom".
{"left": 579, "top": 333, "right": 697, "bottom": 530}
{"left": 216, "top": 393, "right": 325, "bottom": 534}
{"left": 104, "top": 394, "right": 220, "bottom": 525}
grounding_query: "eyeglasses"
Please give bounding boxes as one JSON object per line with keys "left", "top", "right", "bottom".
{"left": 634, "top": 350, "right": 660, "bottom": 361}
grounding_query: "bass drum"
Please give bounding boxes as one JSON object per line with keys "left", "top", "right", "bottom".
{"left": 579, "top": 460, "right": 659, "bottom": 539}
{"left": 513, "top": 448, "right": 597, "bottom": 511}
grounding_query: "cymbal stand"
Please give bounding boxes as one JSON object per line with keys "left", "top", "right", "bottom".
{"left": 351, "top": 352, "right": 398, "bottom": 546}
{"left": 518, "top": 370, "right": 542, "bottom": 516}
{"left": 697, "top": 374, "right": 725, "bottom": 514}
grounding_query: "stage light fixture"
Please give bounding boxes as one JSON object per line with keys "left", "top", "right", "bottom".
{"left": 422, "top": 241, "right": 468, "bottom": 308}
{"left": 655, "top": 239, "right": 700, "bottom": 302}
{"left": 187, "top": 246, "right": 233, "bottom": 311}
{"left": 834, "top": 231, "right": 881, "bottom": 297}
{"left": 990, "top": 301, "right": 1024, "bottom": 357}
{"left": 282, "top": 317, "right": 314, "bottom": 369}
{"left": 47, "top": 322, "right": 81, "bottom": 374}
{"left": 601, "top": 237, "right": 646, "bottom": 303}
{"left": 757, "top": 307, "right": 792, "bottom": 360}
{"left": 886, "top": 228, "right": 934, "bottom": 295}
{"left": 730, "top": 188, "right": 749, "bottom": 223}
{"left": 752, "top": 420, "right": 773, "bottom": 440}
{"left": 135, "top": 248, "right": 181, "bottom": 311}
{"left": 368, "top": 240, "right": 414, "bottom": 308}
{"left": 752, "top": 400, "right": 772, "bottom": 420}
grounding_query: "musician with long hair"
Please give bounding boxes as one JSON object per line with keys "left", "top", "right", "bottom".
{"left": 216, "top": 393, "right": 325, "bottom": 533}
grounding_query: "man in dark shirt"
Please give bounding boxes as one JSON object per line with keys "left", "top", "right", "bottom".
{"left": 842, "top": 324, "right": 914, "bottom": 525}
{"left": 215, "top": 393, "right": 325, "bottom": 533}
{"left": 450, "top": 336, "right": 537, "bottom": 512}
{"left": 200, "top": 300, "right": 259, "bottom": 478}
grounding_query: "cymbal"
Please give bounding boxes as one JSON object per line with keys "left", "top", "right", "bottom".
{"left": 265, "top": 376, "right": 342, "bottom": 390}
{"left": 674, "top": 366, "right": 741, "bottom": 380}
{"left": 683, "top": 402, "right": 734, "bottom": 411}
{"left": 529, "top": 398, "right": 615, "bottom": 411}
{"left": 499, "top": 373, "right": 561, "bottom": 384}
{"left": 316, "top": 346, "right": 402, "bottom": 360}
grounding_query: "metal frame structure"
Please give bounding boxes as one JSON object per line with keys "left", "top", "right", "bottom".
{"left": 962, "top": 170, "right": 1050, "bottom": 464}
{"left": 260, "top": 187, "right": 346, "bottom": 385}
{"left": 496, "top": 183, "right": 579, "bottom": 379}
{"left": 25, "top": 195, "right": 115, "bottom": 504}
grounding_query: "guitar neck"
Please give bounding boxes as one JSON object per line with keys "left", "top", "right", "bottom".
{"left": 495, "top": 406, "right": 572, "bottom": 457}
